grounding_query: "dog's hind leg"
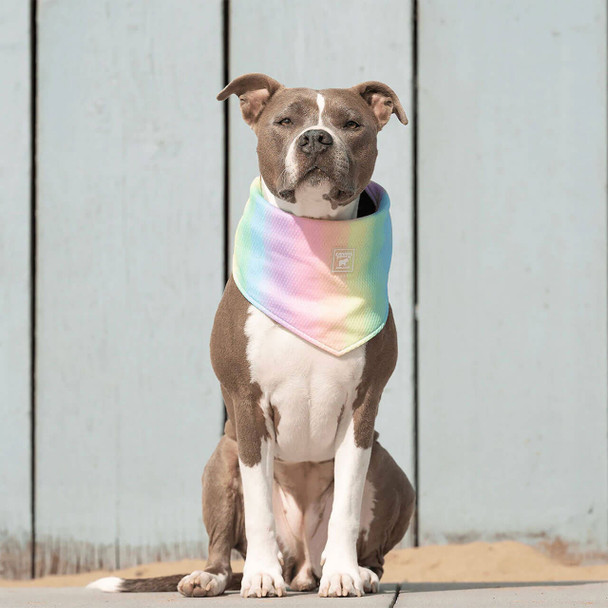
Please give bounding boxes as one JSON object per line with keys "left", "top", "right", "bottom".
{"left": 178, "top": 427, "right": 246, "bottom": 597}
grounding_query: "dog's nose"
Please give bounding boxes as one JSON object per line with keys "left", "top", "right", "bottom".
{"left": 297, "top": 129, "right": 333, "bottom": 154}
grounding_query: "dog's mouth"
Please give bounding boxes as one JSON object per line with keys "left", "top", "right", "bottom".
{"left": 278, "top": 166, "right": 356, "bottom": 207}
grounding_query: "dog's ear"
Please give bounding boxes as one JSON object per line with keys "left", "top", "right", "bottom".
{"left": 350, "top": 81, "right": 408, "bottom": 130}
{"left": 217, "top": 73, "right": 284, "bottom": 128}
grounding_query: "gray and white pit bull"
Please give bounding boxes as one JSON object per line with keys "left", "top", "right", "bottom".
{"left": 88, "top": 73, "right": 415, "bottom": 599}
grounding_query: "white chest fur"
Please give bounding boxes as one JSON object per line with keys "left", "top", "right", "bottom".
{"left": 245, "top": 305, "right": 365, "bottom": 463}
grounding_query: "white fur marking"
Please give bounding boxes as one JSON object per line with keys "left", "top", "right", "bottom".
{"left": 316, "top": 93, "right": 326, "bottom": 124}
{"left": 263, "top": 176, "right": 360, "bottom": 220}
{"left": 319, "top": 417, "right": 372, "bottom": 597}
{"left": 86, "top": 577, "right": 123, "bottom": 592}
{"left": 239, "top": 439, "right": 286, "bottom": 597}
{"left": 245, "top": 306, "right": 365, "bottom": 463}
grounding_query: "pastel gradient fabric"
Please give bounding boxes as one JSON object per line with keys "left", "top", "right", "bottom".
{"left": 233, "top": 178, "right": 392, "bottom": 356}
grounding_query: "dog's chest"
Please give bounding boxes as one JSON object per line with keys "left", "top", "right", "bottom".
{"left": 245, "top": 306, "right": 365, "bottom": 463}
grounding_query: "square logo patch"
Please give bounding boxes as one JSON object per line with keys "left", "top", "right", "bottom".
{"left": 332, "top": 248, "right": 355, "bottom": 273}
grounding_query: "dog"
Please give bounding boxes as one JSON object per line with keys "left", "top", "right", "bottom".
{"left": 88, "top": 73, "right": 415, "bottom": 599}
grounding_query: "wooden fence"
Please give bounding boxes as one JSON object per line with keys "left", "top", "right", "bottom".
{"left": 1, "top": 0, "right": 606, "bottom": 578}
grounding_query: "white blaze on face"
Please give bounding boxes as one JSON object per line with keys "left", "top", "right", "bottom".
{"left": 316, "top": 93, "right": 326, "bottom": 125}
{"left": 284, "top": 93, "right": 329, "bottom": 186}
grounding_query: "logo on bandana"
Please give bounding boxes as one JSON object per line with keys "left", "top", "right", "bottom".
{"left": 332, "top": 248, "right": 355, "bottom": 273}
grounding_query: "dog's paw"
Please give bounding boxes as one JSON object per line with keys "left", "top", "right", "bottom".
{"left": 318, "top": 566, "right": 363, "bottom": 598}
{"left": 177, "top": 570, "right": 227, "bottom": 597}
{"left": 241, "top": 569, "right": 286, "bottom": 598}
{"left": 289, "top": 566, "right": 318, "bottom": 592}
{"left": 358, "top": 567, "right": 379, "bottom": 594}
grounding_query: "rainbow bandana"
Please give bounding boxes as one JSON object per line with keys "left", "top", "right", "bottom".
{"left": 233, "top": 178, "right": 392, "bottom": 356}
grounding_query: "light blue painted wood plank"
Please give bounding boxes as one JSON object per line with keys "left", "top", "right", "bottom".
{"left": 0, "top": 0, "right": 32, "bottom": 580}
{"left": 36, "top": 0, "right": 224, "bottom": 574}
{"left": 229, "top": 0, "right": 415, "bottom": 546}
{"left": 418, "top": 0, "right": 607, "bottom": 549}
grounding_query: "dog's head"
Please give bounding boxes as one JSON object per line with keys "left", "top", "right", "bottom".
{"left": 217, "top": 73, "right": 407, "bottom": 208}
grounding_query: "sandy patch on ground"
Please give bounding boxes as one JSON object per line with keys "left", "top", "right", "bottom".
{"left": 1, "top": 541, "right": 606, "bottom": 588}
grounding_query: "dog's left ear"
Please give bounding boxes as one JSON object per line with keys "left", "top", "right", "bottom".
{"left": 217, "top": 73, "right": 284, "bottom": 128}
{"left": 350, "top": 81, "right": 408, "bottom": 130}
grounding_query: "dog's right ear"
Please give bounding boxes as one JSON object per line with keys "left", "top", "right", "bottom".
{"left": 217, "top": 73, "right": 284, "bottom": 128}
{"left": 350, "top": 81, "right": 408, "bottom": 130}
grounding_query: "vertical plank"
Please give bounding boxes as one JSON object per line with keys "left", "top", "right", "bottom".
{"left": 418, "top": 0, "right": 607, "bottom": 548}
{"left": 36, "top": 0, "right": 224, "bottom": 574}
{"left": 0, "top": 0, "right": 32, "bottom": 580}
{"left": 229, "top": 0, "right": 415, "bottom": 538}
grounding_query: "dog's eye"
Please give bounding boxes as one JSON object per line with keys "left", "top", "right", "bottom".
{"left": 277, "top": 118, "right": 292, "bottom": 126}
{"left": 344, "top": 120, "right": 360, "bottom": 129}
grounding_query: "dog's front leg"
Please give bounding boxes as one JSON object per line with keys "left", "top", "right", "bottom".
{"left": 319, "top": 415, "right": 372, "bottom": 598}
{"left": 236, "top": 402, "right": 285, "bottom": 598}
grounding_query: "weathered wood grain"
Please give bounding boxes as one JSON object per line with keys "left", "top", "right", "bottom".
{"left": 0, "top": 0, "right": 32, "bottom": 580}
{"left": 417, "top": 0, "right": 608, "bottom": 549}
{"left": 229, "top": 1, "right": 416, "bottom": 547}
{"left": 35, "top": 0, "right": 224, "bottom": 574}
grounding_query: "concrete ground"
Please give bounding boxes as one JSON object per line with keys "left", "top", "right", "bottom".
{"left": 0, "top": 582, "right": 607, "bottom": 607}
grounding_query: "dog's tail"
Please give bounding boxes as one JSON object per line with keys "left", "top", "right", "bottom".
{"left": 86, "top": 572, "right": 243, "bottom": 593}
